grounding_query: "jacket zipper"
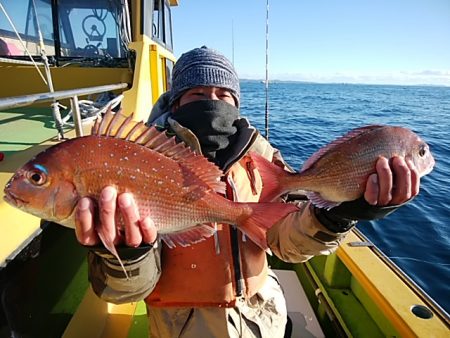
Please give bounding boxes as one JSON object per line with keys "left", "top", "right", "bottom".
{"left": 227, "top": 175, "right": 245, "bottom": 298}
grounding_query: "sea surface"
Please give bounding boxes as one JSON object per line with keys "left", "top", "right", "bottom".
{"left": 240, "top": 80, "right": 450, "bottom": 314}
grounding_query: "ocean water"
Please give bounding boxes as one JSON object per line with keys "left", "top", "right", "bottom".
{"left": 240, "top": 80, "right": 450, "bottom": 314}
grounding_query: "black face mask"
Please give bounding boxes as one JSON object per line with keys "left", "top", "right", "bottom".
{"left": 171, "top": 100, "right": 240, "bottom": 160}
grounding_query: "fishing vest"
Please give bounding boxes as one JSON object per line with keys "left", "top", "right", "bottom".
{"left": 145, "top": 154, "right": 270, "bottom": 307}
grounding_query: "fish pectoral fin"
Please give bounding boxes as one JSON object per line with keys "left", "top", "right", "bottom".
{"left": 97, "top": 230, "right": 130, "bottom": 280}
{"left": 306, "top": 191, "right": 341, "bottom": 210}
{"left": 161, "top": 224, "right": 216, "bottom": 249}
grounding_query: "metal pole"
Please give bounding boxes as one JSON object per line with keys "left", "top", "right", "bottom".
{"left": 264, "top": 0, "right": 270, "bottom": 140}
{"left": 0, "top": 83, "right": 128, "bottom": 110}
{"left": 232, "top": 20, "right": 235, "bottom": 65}
{"left": 70, "top": 96, "right": 83, "bottom": 137}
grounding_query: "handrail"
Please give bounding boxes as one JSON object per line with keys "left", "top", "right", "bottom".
{"left": 0, "top": 57, "right": 45, "bottom": 66}
{"left": 0, "top": 83, "right": 128, "bottom": 110}
{"left": 0, "top": 83, "right": 128, "bottom": 137}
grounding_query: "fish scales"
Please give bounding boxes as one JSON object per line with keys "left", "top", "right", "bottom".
{"left": 66, "top": 137, "right": 229, "bottom": 233}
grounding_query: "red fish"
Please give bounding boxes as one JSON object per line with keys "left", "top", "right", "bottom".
{"left": 3, "top": 110, "right": 298, "bottom": 272}
{"left": 251, "top": 125, "right": 435, "bottom": 209}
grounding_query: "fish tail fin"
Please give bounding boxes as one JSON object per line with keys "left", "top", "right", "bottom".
{"left": 249, "top": 151, "right": 292, "bottom": 202}
{"left": 238, "top": 202, "right": 299, "bottom": 250}
{"left": 97, "top": 230, "right": 130, "bottom": 280}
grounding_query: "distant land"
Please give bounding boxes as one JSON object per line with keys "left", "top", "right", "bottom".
{"left": 240, "top": 78, "right": 450, "bottom": 88}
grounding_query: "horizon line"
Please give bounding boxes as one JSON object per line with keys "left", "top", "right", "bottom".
{"left": 240, "top": 78, "right": 450, "bottom": 88}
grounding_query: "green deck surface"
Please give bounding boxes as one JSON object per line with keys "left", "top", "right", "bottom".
{"left": 0, "top": 107, "right": 69, "bottom": 155}
{"left": 127, "top": 302, "right": 149, "bottom": 338}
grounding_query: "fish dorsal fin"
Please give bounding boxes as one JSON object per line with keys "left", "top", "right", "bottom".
{"left": 301, "top": 125, "right": 385, "bottom": 171}
{"left": 161, "top": 224, "right": 216, "bottom": 249}
{"left": 92, "top": 108, "right": 226, "bottom": 194}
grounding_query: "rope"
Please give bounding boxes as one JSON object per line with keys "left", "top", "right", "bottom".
{"left": 57, "top": 93, "right": 123, "bottom": 128}
{"left": 387, "top": 256, "right": 450, "bottom": 267}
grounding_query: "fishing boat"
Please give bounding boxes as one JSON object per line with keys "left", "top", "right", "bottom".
{"left": 0, "top": 1, "right": 448, "bottom": 337}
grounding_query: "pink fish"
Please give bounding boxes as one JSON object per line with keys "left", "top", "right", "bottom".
{"left": 251, "top": 125, "right": 435, "bottom": 209}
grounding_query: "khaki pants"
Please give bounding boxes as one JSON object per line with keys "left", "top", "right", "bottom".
{"left": 148, "top": 271, "right": 288, "bottom": 338}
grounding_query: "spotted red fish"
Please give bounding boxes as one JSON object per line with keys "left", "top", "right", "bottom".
{"left": 4, "top": 110, "right": 298, "bottom": 271}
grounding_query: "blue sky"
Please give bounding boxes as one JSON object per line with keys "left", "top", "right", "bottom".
{"left": 171, "top": 0, "right": 450, "bottom": 86}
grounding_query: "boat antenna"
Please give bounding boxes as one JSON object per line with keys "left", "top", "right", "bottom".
{"left": 264, "top": 0, "right": 269, "bottom": 140}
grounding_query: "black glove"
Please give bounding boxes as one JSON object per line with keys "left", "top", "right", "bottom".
{"left": 314, "top": 197, "right": 409, "bottom": 233}
{"left": 87, "top": 243, "right": 154, "bottom": 260}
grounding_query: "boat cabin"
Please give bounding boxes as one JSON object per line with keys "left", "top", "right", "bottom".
{"left": 0, "top": 0, "right": 177, "bottom": 119}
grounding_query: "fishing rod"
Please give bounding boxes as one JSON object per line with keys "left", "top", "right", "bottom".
{"left": 264, "top": 0, "right": 269, "bottom": 140}
{"left": 232, "top": 19, "right": 235, "bottom": 65}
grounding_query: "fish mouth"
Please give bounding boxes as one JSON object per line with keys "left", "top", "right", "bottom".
{"left": 3, "top": 190, "right": 28, "bottom": 208}
{"left": 421, "top": 157, "right": 436, "bottom": 177}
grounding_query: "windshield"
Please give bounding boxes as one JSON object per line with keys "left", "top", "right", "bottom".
{"left": 58, "top": 0, "right": 128, "bottom": 58}
{"left": 0, "top": 0, "right": 128, "bottom": 59}
{"left": 0, "top": 0, "right": 54, "bottom": 56}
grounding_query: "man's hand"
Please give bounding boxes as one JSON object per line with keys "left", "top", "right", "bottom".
{"left": 314, "top": 155, "right": 422, "bottom": 231}
{"left": 75, "top": 186, "right": 158, "bottom": 247}
{"left": 364, "top": 156, "right": 420, "bottom": 206}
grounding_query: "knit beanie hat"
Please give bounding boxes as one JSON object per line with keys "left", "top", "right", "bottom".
{"left": 169, "top": 46, "right": 240, "bottom": 107}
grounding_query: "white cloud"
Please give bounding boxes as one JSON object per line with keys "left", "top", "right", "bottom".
{"left": 240, "top": 70, "right": 450, "bottom": 86}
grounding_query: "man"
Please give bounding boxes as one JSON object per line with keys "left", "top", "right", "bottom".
{"left": 75, "top": 46, "right": 420, "bottom": 337}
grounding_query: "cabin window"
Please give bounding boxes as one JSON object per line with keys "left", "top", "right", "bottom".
{"left": 142, "top": 0, "right": 154, "bottom": 39}
{"left": 165, "top": 58, "right": 174, "bottom": 90}
{"left": 0, "top": 0, "right": 130, "bottom": 62}
{"left": 163, "top": 1, "right": 173, "bottom": 50}
{"left": 151, "top": 0, "right": 173, "bottom": 51}
{"left": 152, "top": 0, "right": 163, "bottom": 41}
{"left": 57, "top": 0, "right": 128, "bottom": 58}
{"left": 0, "top": 0, "right": 54, "bottom": 56}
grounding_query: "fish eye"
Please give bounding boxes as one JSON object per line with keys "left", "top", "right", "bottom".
{"left": 27, "top": 170, "right": 47, "bottom": 186}
{"left": 418, "top": 144, "right": 427, "bottom": 157}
